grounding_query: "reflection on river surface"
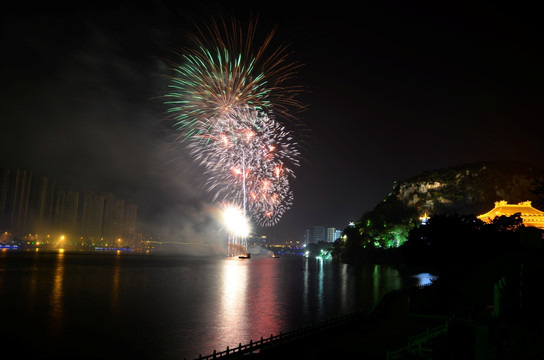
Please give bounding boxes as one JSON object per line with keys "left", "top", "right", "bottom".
{"left": 0, "top": 250, "right": 435, "bottom": 360}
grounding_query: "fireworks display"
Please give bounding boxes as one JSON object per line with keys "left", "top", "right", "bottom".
{"left": 164, "top": 16, "right": 304, "bottom": 139}
{"left": 165, "top": 16, "right": 303, "bottom": 238}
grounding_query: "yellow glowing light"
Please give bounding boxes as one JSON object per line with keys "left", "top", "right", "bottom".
{"left": 58, "top": 248, "right": 65, "bottom": 253}
{"left": 419, "top": 212, "right": 430, "bottom": 224}
{"left": 222, "top": 205, "right": 251, "bottom": 238}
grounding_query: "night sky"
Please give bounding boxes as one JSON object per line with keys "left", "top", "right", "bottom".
{"left": 1, "top": 2, "right": 543, "bottom": 247}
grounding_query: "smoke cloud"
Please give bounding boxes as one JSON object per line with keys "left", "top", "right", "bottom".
{"left": 0, "top": 8, "right": 232, "bottom": 254}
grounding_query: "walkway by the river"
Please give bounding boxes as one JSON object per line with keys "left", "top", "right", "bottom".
{"left": 233, "top": 289, "right": 447, "bottom": 359}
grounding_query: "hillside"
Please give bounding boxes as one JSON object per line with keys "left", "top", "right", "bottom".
{"left": 332, "top": 160, "right": 544, "bottom": 263}
{"left": 395, "top": 160, "right": 544, "bottom": 216}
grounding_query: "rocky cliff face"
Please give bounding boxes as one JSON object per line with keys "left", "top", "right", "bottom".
{"left": 392, "top": 161, "right": 544, "bottom": 217}
{"left": 333, "top": 160, "right": 544, "bottom": 261}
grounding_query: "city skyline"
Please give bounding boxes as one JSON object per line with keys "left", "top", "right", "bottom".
{"left": 1, "top": 167, "right": 344, "bottom": 247}
{"left": 0, "top": 168, "right": 138, "bottom": 245}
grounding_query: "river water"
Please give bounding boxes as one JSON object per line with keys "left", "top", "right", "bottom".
{"left": 0, "top": 250, "right": 435, "bottom": 360}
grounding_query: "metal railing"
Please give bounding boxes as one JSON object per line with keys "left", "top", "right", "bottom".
{"left": 195, "top": 311, "right": 368, "bottom": 359}
{"left": 385, "top": 320, "right": 449, "bottom": 360}
{"left": 195, "top": 284, "right": 437, "bottom": 360}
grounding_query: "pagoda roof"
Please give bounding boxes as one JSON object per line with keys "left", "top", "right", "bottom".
{"left": 478, "top": 200, "right": 544, "bottom": 219}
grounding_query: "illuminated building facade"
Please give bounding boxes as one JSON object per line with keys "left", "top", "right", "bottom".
{"left": 477, "top": 200, "right": 544, "bottom": 229}
{"left": 304, "top": 225, "right": 344, "bottom": 244}
{"left": 309, "top": 225, "right": 326, "bottom": 243}
{"left": 326, "top": 227, "right": 342, "bottom": 243}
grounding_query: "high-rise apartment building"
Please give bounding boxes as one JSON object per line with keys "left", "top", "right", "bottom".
{"left": 10, "top": 169, "right": 32, "bottom": 236}
{"left": 313, "top": 226, "right": 326, "bottom": 243}
{"left": 53, "top": 185, "right": 79, "bottom": 235}
{"left": 326, "top": 227, "right": 338, "bottom": 242}
{"left": 80, "top": 193, "right": 105, "bottom": 239}
{"left": 305, "top": 225, "right": 344, "bottom": 244}
{"left": 112, "top": 199, "right": 125, "bottom": 238}
{"left": 0, "top": 169, "right": 33, "bottom": 236}
{"left": 304, "top": 225, "right": 326, "bottom": 244}
{"left": 101, "top": 192, "right": 116, "bottom": 237}
{"left": 31, "top": 175, "right": 56, "bottom": 234}
{"left": 124, "top": 203, "right": 138, "bottom": 237}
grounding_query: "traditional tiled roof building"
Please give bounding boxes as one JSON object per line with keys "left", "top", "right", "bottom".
{"left": 478, "top": 200, "right": 544, "bottom": 229}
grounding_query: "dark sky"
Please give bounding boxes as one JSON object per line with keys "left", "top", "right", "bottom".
{"left": 1, "top": 2, "right": 543, "bottom": 247}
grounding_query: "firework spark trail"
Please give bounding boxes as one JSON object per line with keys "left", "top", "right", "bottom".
{"left": 188, "top": 107, "right": 299, "bottom": 226}
{"left": 164, "top": 16, "right": 304, "bottom": 139}
{"left": 188, "top": 107, "right": 300, "bottom": 174}
{"left": 165, "top": 16, "right": 304, "bottom": 229}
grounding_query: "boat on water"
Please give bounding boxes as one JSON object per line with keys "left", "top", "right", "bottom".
{"left": 271, "top": 254, "right": 280, "bottom": 258}
{"left": 238, "top": 253, "right": 251, "bottom": 259}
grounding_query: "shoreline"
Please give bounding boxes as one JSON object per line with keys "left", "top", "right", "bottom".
{"left": 197, "top": 248, "right": 544, "bottom": 359}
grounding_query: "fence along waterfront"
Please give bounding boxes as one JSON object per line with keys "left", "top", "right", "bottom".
{"left": 193, "top": 284, "right": 441, "bottom": 359}
{"left": 194, "top": 311, "right": 367, "bottom": 359}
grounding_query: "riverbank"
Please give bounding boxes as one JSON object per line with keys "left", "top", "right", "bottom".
{"left": 220, "top": 248, "right": 544, "bottom": 359}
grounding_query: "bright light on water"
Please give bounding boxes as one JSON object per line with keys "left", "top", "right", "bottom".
{"left": 0, "top": 252, "right": 435, "bottom": 360}
{"left": 412, "top": 272, "right": 437, "bottom": 286}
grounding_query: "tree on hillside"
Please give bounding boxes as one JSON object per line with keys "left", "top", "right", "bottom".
{"left": 332, "top": 225, "right": 364, "bottom": 264}
{"left": 357, "top": 194, "right": 417, "bottom": 248}
{"left": 490, "top": 213, "right": 524, "bottom": 232}
{"left": 401, "top": 212, "right": 524, "bottom": 270}
{"left": 333, "top": 160, "right": 544, "bottom": 266}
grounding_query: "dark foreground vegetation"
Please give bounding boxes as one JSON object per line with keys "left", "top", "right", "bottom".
{"left": 332, "top": 211, "right": 541, "bottom": 273}
{"left": 331, "top": 160, "right": 544, "bottom": 266}
{"left": 242, "top": 214, "right": 544, "bottom": 359}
